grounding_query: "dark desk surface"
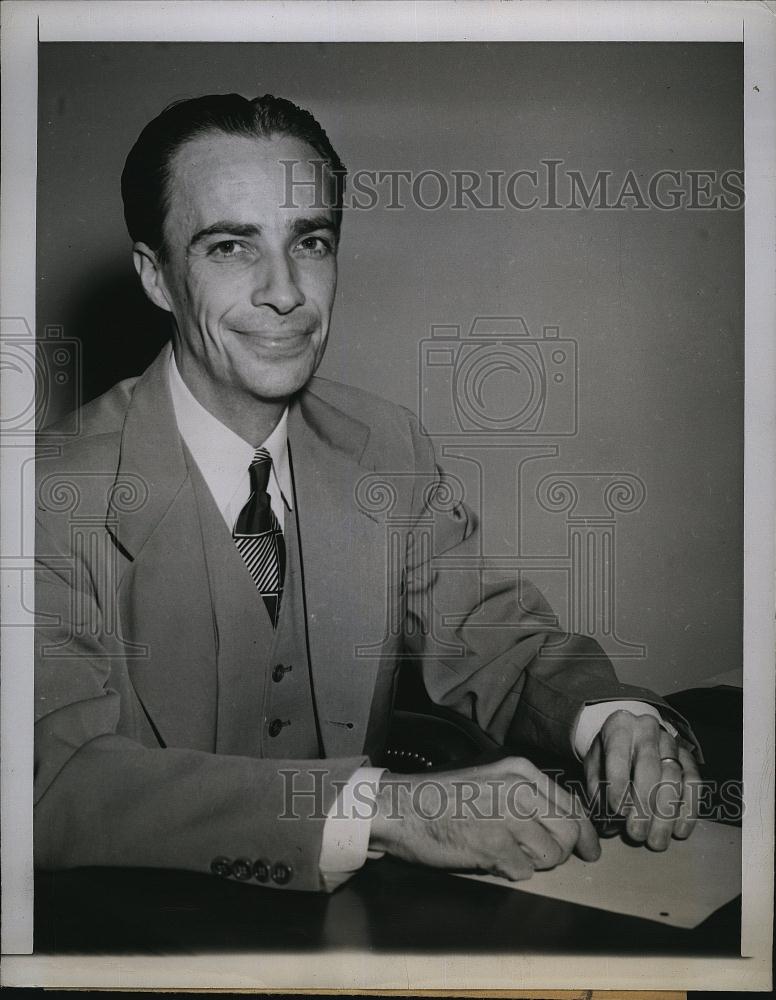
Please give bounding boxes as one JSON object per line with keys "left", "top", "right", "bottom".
{"left": 35, "top": 855, "right": 740, "bottom": 956}
{"left": 34, "top": 687, "right": 742, "bottom": 957}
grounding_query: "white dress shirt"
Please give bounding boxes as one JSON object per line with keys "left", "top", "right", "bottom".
{"left": 168, "top": 354, "right": 293, "bottom": 532}
{"left": 168, "top": 353, "right": 675, "bottom": 886}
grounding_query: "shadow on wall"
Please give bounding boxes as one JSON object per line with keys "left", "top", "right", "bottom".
{"left": 53, "top": 256, "right": 171, "bottom": 413}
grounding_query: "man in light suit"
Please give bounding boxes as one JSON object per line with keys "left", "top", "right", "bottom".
{"left": 34, "top": 94, "right": 701, "bottom": 892}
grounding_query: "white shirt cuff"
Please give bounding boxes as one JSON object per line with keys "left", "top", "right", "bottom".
{"left": 573, "top": 700, "right": 678, "bottom": 759}
{"left": 318, "top": 766, "right": 386, "bottom": 890}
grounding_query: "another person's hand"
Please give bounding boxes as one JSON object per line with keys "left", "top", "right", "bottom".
{"left": 370, "top": 756, "right": 600, "bottom": 881}
{"left": 583, "top": 709, "right": 701, "bottom": 849}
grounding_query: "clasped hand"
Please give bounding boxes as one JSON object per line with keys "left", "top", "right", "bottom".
{"left": 370, "top": 711, "right": 700, "bottom": 880}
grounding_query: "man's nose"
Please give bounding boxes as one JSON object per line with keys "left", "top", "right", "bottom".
{"left": 250, "top": 253, "right": 305, "bottom": 313}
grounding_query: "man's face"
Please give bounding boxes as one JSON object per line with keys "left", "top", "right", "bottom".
{"left": 148, "top": 130, "right": 338, "bottom": 402}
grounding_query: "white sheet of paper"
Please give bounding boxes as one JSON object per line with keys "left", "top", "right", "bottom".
{"left": 455, "top": 819, "right": 741, "bottom": 929}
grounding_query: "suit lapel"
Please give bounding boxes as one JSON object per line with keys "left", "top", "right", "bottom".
{"left": 288, "top": 388, "right": 390, "bottom": 758}
{"left": 108, "top": 345, "right": 218, "bottom": 749}
{"left": 120, "top": 482, "right": 219, "bottom": 750}
{"left": 106, "top": 344, "right": 189, "bottom": 564}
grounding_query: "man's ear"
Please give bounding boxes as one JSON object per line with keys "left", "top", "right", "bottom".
{"left": 133, "top": 242, "right": 173, "bottom": 314}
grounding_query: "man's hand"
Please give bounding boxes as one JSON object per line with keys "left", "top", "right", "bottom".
{"left": 369, "top": 756, "right": 600, "bottom": 881}
{"left": 584, "top": 709, "right": 701, "bottom": 850}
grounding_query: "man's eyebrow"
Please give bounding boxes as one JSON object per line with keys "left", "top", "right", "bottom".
{"left": 289, "top": 215, "right": 338, "bottom": 240}
{"left": 189, "top": 222, "right": 262, "bottom": 247}
{"left": 188, "top": 216, "right": 337, "bottom": 249}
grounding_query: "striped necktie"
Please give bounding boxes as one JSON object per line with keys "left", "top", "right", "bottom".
{"left": 233, "top": 447, "right": 286, "bottom": 628}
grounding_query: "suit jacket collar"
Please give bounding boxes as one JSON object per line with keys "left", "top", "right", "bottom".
{"left": 108, "top": 344, "right": 374, "bottom": 560}
{"left": 107, "top": 345, "right": 189, "bottom": 559}
{"left": 291, "top": 378, "right": 371, "bottom": 470}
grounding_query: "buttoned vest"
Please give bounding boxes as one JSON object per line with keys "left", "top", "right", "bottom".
{"left": 185, "top": 443, "right": 322, "bottom": 761}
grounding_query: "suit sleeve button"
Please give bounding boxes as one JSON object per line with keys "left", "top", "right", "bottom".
{"left": 253, "top": 859, "right": 270, "bottom": 882}
{"left": 271, "top": 862, "right": 293, "bottom": 885}
{"left": 231, "top": 857, "right": 253, "bottom": 880}
{"left": 210, "top": 856, "right": 232, "bottom": 878}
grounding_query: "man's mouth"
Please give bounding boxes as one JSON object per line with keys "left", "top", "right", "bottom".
{"left": 234, "top": 329, "right": 314, "bottom": 356}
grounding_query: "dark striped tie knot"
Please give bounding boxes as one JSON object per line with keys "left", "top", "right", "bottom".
{"left": 248, "top": 447, "right": 272, "bottom": 493}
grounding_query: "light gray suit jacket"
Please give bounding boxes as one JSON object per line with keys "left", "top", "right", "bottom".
{"left": 34, "top": 344, "right": 688, "bottom": 890}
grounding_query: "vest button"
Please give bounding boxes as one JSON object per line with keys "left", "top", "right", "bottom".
{"left": 271, "top": 862, "right": 293, "bottom": 885}
{"left": 268, "top": 718, "right": 286, "bottom": 738}
{"left": 272, "top": 663, "right": 290, "bottom": 682}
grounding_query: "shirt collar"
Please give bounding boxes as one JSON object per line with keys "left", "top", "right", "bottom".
{"left": 168, "top": 351, "right": 293, "bottom": 517}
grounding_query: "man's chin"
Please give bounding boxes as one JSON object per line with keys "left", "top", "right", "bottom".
{"left": 239, "top": 358, "right": 319, "bottom": 403}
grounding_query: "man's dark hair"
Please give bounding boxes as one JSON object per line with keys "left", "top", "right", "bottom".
{"left": 121, "top": 93, "right": 347, "bottom": 259}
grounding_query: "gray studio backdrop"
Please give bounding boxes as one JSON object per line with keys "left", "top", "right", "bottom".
{"left": 36, "top": 42, "right": 743, "bottom": 695}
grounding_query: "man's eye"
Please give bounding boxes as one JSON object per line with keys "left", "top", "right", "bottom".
{"left": 295, "top": 236, "right": 334, "bottom": 259}
{"left": 208, "top": 240, "right": 251, "bottom": 260}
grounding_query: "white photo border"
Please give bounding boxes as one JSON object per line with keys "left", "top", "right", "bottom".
{"left": 1, "top": 0, "right": 773, "bottom": 991}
